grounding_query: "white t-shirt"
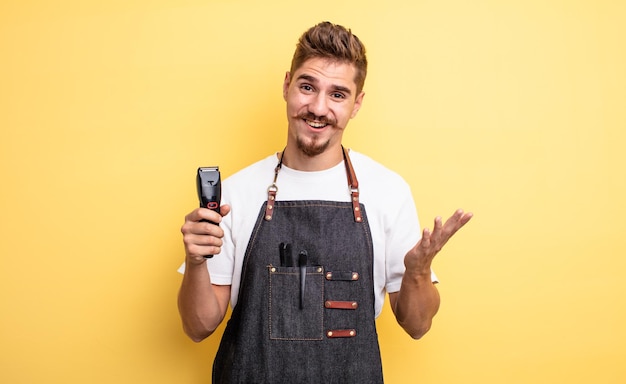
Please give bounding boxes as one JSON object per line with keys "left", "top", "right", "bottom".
{"left": 179, "top": 150, "right": 434, "bottom": 318}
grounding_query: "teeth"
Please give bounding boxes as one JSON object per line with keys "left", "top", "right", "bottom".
{"left": 306, "top": 120, "right": 327, "bottom": 128}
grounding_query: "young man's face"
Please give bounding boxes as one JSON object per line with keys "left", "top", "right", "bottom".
{"left": 283, "top": 57, "right": 364, "bottom": 157}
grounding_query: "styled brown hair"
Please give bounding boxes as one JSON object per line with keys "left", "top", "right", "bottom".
{"left": 290, "top": 21, "right": 368, "bottom": 94}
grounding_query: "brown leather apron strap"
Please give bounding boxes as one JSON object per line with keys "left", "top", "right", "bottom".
{"left": 264, "top": 186, "right": 277, "bottom": 221}
{"left": 342, "top": 146, "right": 362, "bottom": 223}
{"left": 264, "top": 155, "right": 283, "bottom": 221}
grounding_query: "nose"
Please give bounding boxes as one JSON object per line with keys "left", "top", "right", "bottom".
{"left": 308, "top": 92, "right": 329, "bottom": 118}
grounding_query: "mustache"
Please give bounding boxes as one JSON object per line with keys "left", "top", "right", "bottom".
{"left": 298, "top": 112, "right": 336, "bottom": 126}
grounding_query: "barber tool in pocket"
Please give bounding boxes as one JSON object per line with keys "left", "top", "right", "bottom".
{"left": 278, "top": 243, "right": 309, "bottom": 309}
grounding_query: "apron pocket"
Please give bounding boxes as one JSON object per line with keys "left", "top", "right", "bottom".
{"left": 268, "top": 266, "right": 324, "bottom": 340}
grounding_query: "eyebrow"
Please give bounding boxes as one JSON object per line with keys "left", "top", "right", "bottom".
{"left": 296, "top": 74, "right": 353, "bottom": 96}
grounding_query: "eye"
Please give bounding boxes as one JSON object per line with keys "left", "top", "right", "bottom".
{"left": 331, "top": 92, "right": 346, "bottom": 99}
{"left": 300, "top": 84, "right": 314, "bottom": 92}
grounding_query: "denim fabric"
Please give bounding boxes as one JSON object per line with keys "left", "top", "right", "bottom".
{"left": 213, "top": 200, "right": 384, "bottom": 384}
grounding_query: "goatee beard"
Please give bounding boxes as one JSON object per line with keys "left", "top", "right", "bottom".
{"left": 294, "top": 112, "right": 336, "bottom": 157}
{"left": 296, "top": 136, "right": 331, "bottom": 157}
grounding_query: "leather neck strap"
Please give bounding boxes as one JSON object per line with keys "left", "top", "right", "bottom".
{"left": 342, "top": 146, "right": 362, "bottom": 223}
{"left": 264, "top": 146, "right": 362, "bottom": 223}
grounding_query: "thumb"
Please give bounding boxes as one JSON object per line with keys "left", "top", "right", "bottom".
{"left": 219, "top": 204, "right": 231, "bottom": 217}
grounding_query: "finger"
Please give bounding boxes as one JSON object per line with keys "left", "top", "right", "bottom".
{"left": 184, "top": 232, "right": 224, "bottom": 257}
{"left": 220, "top": 204, "right": 231, "bottom": 218}
{"left": 187, "top": 243, "right": 223, "bottom": 259}
{"left": 459, "top": 211, "right": 473, "bottom": 226}
{"left": 202, "top": 221, "right": 224, "bottom": 237}
{"left": 184, "top": 208, "right": 203, "bottom": 223}
{"left": 450, "top": 211, "right": 473, "bottom": 234}
{"left": 420, "top": 227, "right": 432, "bottom": 248}
{"left": 181, "top": 220, "right": 224, "bottom": 240}
{"left": 452, "top": 209, "right": 473, "bottom": 223}
{"left": 443, "top": 209, "right": 468, "bottom": 231}
{"left": 198, "top": 208, "right": 224, "bottom": 223}
{"left": 429, "top": 216, "right": 444, "bottom": 244}
{"left": 447, "top": 209, "right": 465, "bottom": 225}
{"left": 426, "top": 213, "right": 458, "bottom": 247}
{"left": 433, "top": 216, "right": 443, "bottom": 231}
{"left": 436, "top": 210, "right": 473, "bottom": 244}
{"left": 185, "top": 232, "right": 223, "bottom": 246}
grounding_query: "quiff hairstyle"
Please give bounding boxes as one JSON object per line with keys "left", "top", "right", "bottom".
{"left": 289, "top": 21, "right": 368, "bottom": 94}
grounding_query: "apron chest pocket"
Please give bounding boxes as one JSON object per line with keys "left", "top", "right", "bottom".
{"left": 268, "top": 265, "right": 324, "bottom": 340}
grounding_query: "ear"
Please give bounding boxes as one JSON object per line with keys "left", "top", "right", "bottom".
{"left": 283, "top": 72, "right": 291, "bottom": 101}
{"left": 350, "top": 91, "right": 365, "bottom": 119}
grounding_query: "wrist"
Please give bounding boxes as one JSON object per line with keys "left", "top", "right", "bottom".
{"left": 186, "top": 256, "right": 208, "bottom": 268}
{"left": 403, "top": 268, "right": 432, "bottom": 283}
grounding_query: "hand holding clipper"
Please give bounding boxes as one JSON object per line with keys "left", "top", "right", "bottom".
{"left": 197, "top": 166, "right": 221, "bottom": 258}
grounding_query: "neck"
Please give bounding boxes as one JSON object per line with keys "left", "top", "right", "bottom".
{"left": 280, "top": 144, "right": 344, "bottom": 171}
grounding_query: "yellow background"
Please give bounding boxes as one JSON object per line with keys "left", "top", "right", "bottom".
{"left": 1, "top": 0, "right": 625, "bottom": 383}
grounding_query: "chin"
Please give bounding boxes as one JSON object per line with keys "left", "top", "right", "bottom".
{"left": 296, "top": 137, "right": 330, "bottom": 157}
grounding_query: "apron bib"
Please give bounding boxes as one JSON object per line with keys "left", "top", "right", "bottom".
{"left": 213, "top": 149, "right": 384, "bottom": 384}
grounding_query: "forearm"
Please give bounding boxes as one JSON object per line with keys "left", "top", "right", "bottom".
{"left": 177, "top": 263, "right": 228, "bottom": 342}
{"left": 392, "top": 209, "right": 472, "bottom": 339}
{"left": 391, "top": 271, "right": 441, "bottom": 340}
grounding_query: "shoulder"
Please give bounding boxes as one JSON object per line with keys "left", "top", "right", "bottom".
{"left": 348, "top": 149, "right": 416, "bottom": 226}
{"left": 348, "top": 150, "right": 411, "bottom": 192}
{"left": 220, "top": 153, "right": 279, "bottom": 208}
{"left": 223, "top": 154, "right": 277, "bottom": 188}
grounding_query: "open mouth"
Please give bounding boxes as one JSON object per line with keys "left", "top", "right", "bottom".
{"left": 306, "top": 119, "right": 328, "bottom": 129}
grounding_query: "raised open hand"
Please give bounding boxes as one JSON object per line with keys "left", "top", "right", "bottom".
{"left": 405, "top": 209, "right": 473, "bottom": 274}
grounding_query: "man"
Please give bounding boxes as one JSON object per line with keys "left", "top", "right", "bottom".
{"left": 179, "top": 21, "right": 472, "bottom": 383}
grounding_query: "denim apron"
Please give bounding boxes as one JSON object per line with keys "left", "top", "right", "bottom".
{"left": 213, "top": 148, "right": 384, "bottom": 383}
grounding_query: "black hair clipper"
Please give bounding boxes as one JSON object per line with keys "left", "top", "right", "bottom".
{"left": 197, "top": 166, "right": 221, "bottom": 258}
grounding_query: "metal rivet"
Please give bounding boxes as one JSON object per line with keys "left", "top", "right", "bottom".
{"left": 265, "top": 215, "right": 272, "bottom": 220}
{"left": 325, "top": 301, "right": 331, "bottom": 308}
{"left": 327, "top": 331, "right": 333, "bottom": 337}
{"left": 349, "top": 330, "right": 355, "bottom": 336}
{"left": 354, "top": 206, "right": 360, "bottom": 211}
{"left": 317, "top": 267, "right": 322, "bottom": 273}
{"left": 270, "top": 267, "right": 276, "bottom": 273}
{"left": 326, "top": 272, "right": 332, "bottom": 280}
{"left": 352, "top": 302, "right": 357, "bottom": 308}
{"left": 352, "top": 272, "right": 359, "bottom": 280}
{"left": 356, "top": 217, "right": 362, "bottom": 222}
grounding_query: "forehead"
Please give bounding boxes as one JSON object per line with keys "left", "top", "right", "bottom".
{"left": 292, "top": 57, "right": 358, "bottom": 91}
